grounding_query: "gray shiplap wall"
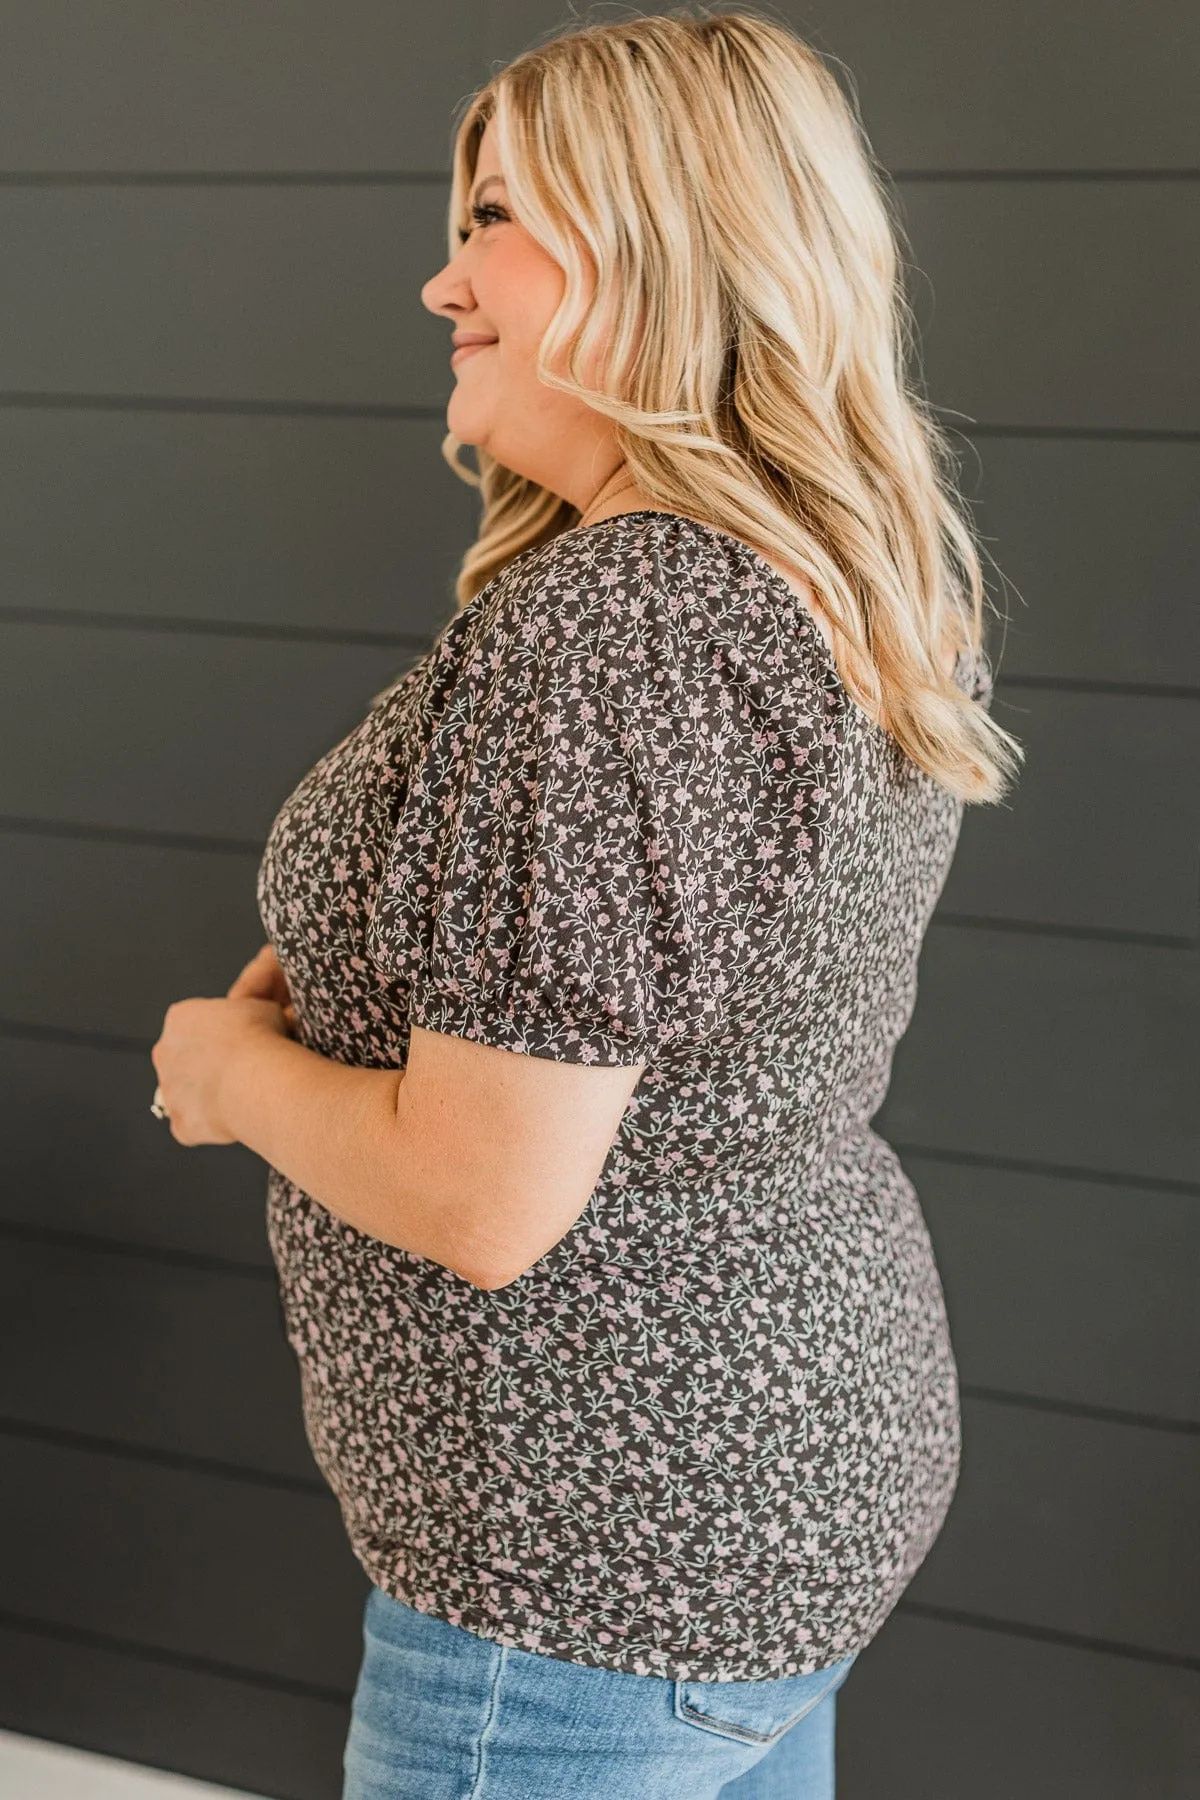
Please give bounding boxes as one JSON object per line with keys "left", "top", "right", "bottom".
{"left": 0, "top": 5, "right": 1196, "bottom": 1797}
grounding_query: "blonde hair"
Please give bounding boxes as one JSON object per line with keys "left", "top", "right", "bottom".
{"left": 435, "top": 4, "right": 1023, "bottom": 803}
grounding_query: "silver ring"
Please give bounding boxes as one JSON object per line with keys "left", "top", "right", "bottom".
{"left": 150, "top": 1084, "right": 170, "bottom": 1121}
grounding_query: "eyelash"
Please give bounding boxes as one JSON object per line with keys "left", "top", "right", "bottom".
{"left": 457, "top": 202, "right": 508, "bottom": 244}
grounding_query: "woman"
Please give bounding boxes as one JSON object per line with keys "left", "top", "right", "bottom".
{"left": 150, "top": 9, "right": 1022, "bottom": 1797}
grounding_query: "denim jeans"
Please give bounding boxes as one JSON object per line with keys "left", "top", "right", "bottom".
{"left": 343, "top": 1586, "right": 859, "bottom": 1799}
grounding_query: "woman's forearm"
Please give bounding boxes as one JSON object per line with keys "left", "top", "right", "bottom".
{"left": 218, "top": 1029, "right": 471, "bottom": 1278}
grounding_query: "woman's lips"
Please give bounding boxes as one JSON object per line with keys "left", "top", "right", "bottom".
{"left": 451, "top": 341, "right": 497, "bottom": 365}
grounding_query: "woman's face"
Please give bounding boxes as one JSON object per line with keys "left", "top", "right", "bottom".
{"left": 421, "top": 118, "right": 619, "bottom": 512}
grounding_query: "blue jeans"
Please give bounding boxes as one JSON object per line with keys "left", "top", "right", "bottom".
{"left": 343, "top": 1586, "right": 859, "bottom": 1799}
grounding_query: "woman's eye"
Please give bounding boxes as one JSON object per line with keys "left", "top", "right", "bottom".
{"left": 457, "top": 202, "right": 508, "bottom": 244}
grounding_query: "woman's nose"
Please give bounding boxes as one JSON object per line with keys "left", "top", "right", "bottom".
{"left": 421, "top": 261, "right": 468, "bottom": 317}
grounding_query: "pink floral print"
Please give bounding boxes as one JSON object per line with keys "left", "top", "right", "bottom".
{"left": 256, "top": 510, "right": 992, "bottom": 1681}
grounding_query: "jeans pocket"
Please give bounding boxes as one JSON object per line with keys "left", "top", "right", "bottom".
{"left": 672, "top": 1653, "right": 858, "bottom": 1746}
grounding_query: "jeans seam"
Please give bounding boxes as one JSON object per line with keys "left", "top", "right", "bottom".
{"left": 466, "top": 1643, "right": 507, "bottom": 1798}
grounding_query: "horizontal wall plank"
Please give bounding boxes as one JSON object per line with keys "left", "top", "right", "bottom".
{"left": 0, "top": 624, "right": 409, "bottom": 843}
{"left": 905, "top": 180, "right": 1198, "bottom": 432}
{"left": 4, "top": 842, "right": 1196, "bottom": 1182}
{"left": 6, "top": 1238, "right": 1199, "bottom": 1662}
{"left": 0, "top": 1621, "right": 348, "bottom": 1800}
{"left": 4, "top": 1182, "right": 1197, "bottom": 1496}
{"left": 0, "top": 1, "right": 483, "bottom": 172}
{"left": 495, "top": 1, "right": 1200, "bottom": 173}
{"left": 2, "top": 1576, "right": 1198, "bottom": 1800}
{"left": 0, "top": 1436, "right": 368, "bottom": 1691}
{"left": 0, "top": 186, "right": 454, "bottom": 407}
{"left": 908, "top": 1156, "right": 1200, "bottom": 1424}
{"left": 939, "top": 688, "right": 1200, "bottom": 939}
{"left": 4, "top": 415, "right": 1196, "bottom": 695}
{"left": 0, "top": 409, "right": 478, "bottom": 636}
{"left": 912, "top": 1398, "right": 1200, "bottom": 1661}
{"left": 0, "top": 1397, "right": 1194, "bottom": 1690}
{"left": 809, "top": 0, "right": 1200, "bottom": 172}
{"left": 839, "top": 1611, "right": 1200, "bottom": 1800}
{"left": 1, "top": 183, "right": 1193, "bottom": 428}
{"left": 0, "top": 1036, "right": 273, "bottom": 1265}
{"left": 966, "top": 436, "right": 1200, "bottom": 688}
{"left": 876, "top": 929, "right": 1198, "bottom": 1187}
{"left": 7, "top": 642, "right": 1195, "bottom": 941}
{"left": 0, "top": 1240, "right": 313, "bottom": 1483}
{"left": 5, "top": 1055, "right": 1194, "bottom": 1423}
{"left": 3, "top": 3, "right": 1196, "bottom": 177}
{"left": 0, "top": 835, "right": 263, "bottom": 1041}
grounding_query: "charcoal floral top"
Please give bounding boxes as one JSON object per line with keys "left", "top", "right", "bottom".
{"left": 256, "top": 509, "right": 993, "bottom": 1681}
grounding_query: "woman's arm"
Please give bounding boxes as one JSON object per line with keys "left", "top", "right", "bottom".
{"left": 153, "top": 996, "right": 460, "bottom": 1265}
{"left": 152, "top": 964, "right": 643, "bottom": 1290}
{"left": 215, "top": 1027, "right": 456, "bottom": 1263}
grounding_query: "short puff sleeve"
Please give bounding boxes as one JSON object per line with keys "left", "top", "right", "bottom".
{"left": 366, "top": 548, "right": 838, "bottom": 1066}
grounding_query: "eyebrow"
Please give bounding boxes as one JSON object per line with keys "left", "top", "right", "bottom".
{"left": 469, "top": 174, "right": 506, "bottom": 206}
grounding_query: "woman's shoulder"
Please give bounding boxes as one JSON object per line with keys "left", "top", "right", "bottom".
{"left": 410, "top": 512, "right": 842, "bottom": 820}
{"left": 486, "top": 509, "right": 839, "bottom": 688}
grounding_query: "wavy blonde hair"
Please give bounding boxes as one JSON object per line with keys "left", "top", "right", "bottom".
{"left": 433, "top": 4, "right": 1022, "bottom": 803}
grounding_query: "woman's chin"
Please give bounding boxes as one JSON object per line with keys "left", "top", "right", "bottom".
{"left": 444, "top": 396, "right": 485, "bottom": 446}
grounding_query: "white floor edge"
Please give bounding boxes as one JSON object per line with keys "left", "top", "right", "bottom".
{"left": 0, "top": 1729, "right": 266, "bottom": 1800}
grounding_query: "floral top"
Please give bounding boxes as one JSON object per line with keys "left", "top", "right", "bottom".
{"left": 256, "top": 509, "right": 992, "bottom": 1681}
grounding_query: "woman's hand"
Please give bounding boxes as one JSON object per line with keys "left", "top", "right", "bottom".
{"left": 151, "top": 945, "right": 296, "bottom": 1146}
{"left": 226, "top": 942, "right": 296, "bottom": 1032}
